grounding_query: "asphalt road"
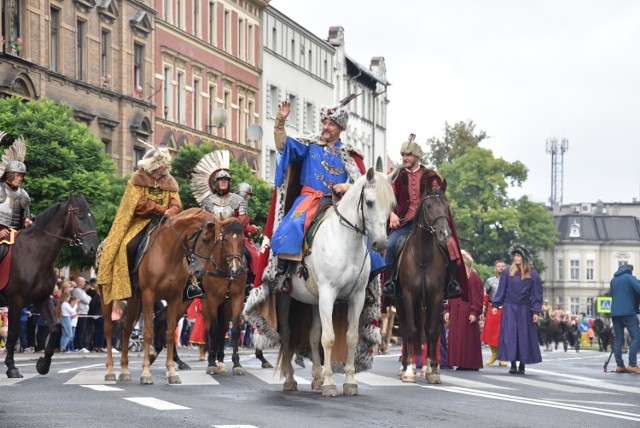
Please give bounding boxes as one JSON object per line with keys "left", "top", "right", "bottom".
{"left": 1, "top": 345, "right": 639, "bottom": 428}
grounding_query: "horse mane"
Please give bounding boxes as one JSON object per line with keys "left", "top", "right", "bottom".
{"left": 345, "top": 170, "right": 395, "bottom": 210}
{"left": 33, "top": 201, "right": 64, "bottom": 226}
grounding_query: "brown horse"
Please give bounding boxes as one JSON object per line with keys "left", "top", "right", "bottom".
{"left": 100, "top": 208, "right": 243, "bottom": 384}
{"left": 396, "top": 186, "right": 450, "bottom": 384}
{"left": 0, "top": 195, "right": 98, "bottom": 378}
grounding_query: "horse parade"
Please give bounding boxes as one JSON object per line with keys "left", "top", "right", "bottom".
{"left": 1, "top": 1, "right": 640, "bottom": 427}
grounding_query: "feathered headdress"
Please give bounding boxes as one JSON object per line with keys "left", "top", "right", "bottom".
{"left": 509, "top": 243, "right": 533, "bottom": 264}
{"left": 320, "top": 93, "right": 361, "bottom": 130}
{"left": 0, "top": 131, "right": 27, "bottom": 178}
{"left": 191, "top": 150, "right": 230, "bottom": 203}
{"left": 400, "top": 133, "right": 424, "bottom": 158}
{"left": 136, "top": 139, "right": 172, "bottom": 173}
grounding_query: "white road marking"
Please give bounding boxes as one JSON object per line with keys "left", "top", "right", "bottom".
{"left": 59, "top": 363, "right": 104, "bottom": 373}
{"left": 482, "top": 375, "right": 614, "bottom": 394}
{"left": 124, "top": 397, "right": 189, "bottom": 410}
{"left": 0, "top": 374, "right": 36, "bottom": 386}
{"left": 354, "top": 371, "right": 419, "bottom": 386}
{"left": 527, "top": 368, "right": 640, "bottom": 394}
{"left": 245, "top": 368, "right": 310, "bottom": 385}
{"left": 166, "top": 370, "right": 219, "bottom": 385}
{"left": 80, "top": 384, "right": 124, "bottom": 391}
{"left": 64, "top": 371, "right": 117, "bottom": 385}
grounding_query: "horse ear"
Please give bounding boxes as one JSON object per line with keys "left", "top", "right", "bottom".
{"left": 441, "top": 179, "right": 447, "bottom": 194}
{"left": 366, "top": 167, "right": 375, "bottom": 182}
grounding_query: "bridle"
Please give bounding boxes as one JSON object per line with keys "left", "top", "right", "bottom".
{"left": 164, "top": 215, "right": 215, "bottom": 273}
{"left": 205, "top": 223, "right": 247, "bottom": 300}
{"left": 331, "top": 183, "right": 368, "bottom": 236}
{"left": 34, "top": 202, "right": 97, "bottom": 248}
{"left": 415, "top": 194, "right": 449, "bottom": 236}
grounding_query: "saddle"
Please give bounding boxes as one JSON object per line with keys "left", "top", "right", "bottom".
{"left": 0, "top": 230, "right": 21, "bottom": 291}
{"left": 303, "top": 195, "right": 334, "bottom": 255}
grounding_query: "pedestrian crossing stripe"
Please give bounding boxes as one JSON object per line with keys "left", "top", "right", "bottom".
{"left": 597, "top": 297, "right": 612, "bottom": 313}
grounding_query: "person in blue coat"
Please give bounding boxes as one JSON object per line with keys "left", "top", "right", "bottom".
{"left": 492, "top": 243, "right": 543, "bottom": 374}
{"left": 609, "top": 264, "right": 640, "bottom": 373}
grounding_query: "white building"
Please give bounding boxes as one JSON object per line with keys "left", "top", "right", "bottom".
{"left": 260, "top": 6, "right": 336, "bottom": 183}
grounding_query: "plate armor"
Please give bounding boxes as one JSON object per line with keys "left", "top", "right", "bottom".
{"left": 0, "top": 182, "right": 30, "bottom": 229}
{"left": 201, "top": 192, "right": 246, "bottom": 219}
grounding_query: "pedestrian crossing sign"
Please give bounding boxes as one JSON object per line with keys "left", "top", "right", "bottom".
{"left": 597, "top": 297, "right": 612, "bottom": 313}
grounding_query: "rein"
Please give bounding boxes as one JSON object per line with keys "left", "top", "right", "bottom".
{"left": 331, "top": 186, "right": 366, "bottom": 235}
{"left": 34, "top": 205, "right": 97, "bottom": 248}
{"left": 204, "top": 224, "right": 247, "bottom": 300}
{"left": 164, "top": 215, "right": 214, "bottom": 275}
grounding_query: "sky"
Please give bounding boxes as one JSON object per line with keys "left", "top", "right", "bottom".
{"left": 270, "top": 0, "right": 640, "bottom": 205}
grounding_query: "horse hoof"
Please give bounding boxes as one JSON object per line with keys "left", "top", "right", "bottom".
{"left": 140, "top": 375, "right": 154, "bottom": 385}
{"left": 6, "top": 368, "right": 23, "bottom": 378}
{"left": 420, "top": 366, "right": 428, "bottom": 378}
{"left": 321, "top": 384, "right": 338, "bottom": 397}
{"left": 206, "top": 365, "right": 217, "bottom": 375}
{"left": 216, "top": 362, "right": 227, "bottom": 374}
{"left": 36, "top": 358, "right": 51, "bottom": 375}
{"left": 401, "top": 374, "right": 416, "bottom": 383}
{"left": 105, "top": 373, "right": 116, "bottom": 382}
{"left": 168, "top": 374, "right": 182, "bottom": 384}
{"left": 118, "top": 373, "right": 131, "bottom": 382}
{"left": 261, "top": 362, "right": 273, "bottom": 369}
{"left": 232, "top": 367, "right": 244, "bottom": 375}
{"left": 311, "top": 379, "right": 323, "bottom": 391}
{"left": 343, "top": 383, "right": 358, "bottom": 396}
{"left": 283, "top": 380, "right": 298, "bottom": 391}
{"left": 178, "top": 362, "right": 191, "bottom": 370}
{"left": 427, "top": 374, "right": 441, "bottom": 384}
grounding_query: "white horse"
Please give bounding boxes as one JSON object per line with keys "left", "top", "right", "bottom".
{"left": 275, "top": 167, "right": 394, "bottom": 396}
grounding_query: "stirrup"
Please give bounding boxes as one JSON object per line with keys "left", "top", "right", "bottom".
{"left": 381, "top": 280, "right": 397, "bottom": 298}
{"left": 444, "top": 280, "right": 461, "bottom": 299}
{"left": 185, "top": 283, "right": 205, "bottom": 300}
{"left": 274, "top": 276, "right": 290, "bottom": 294}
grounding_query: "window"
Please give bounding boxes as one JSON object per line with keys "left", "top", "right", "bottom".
{"left": 177, "top": 72, "right": 185, "bottom": 124}
{"left": 133, "top": 43, "right": 144, "bottom": 97}
{"left": 586, "top": 260, "right": 594, "bottom": 281}
{"left": 238, "top": 96, "right": 245, "bottom": 143}
{"left": 269, "top": 85, "right": 278, "bottom": 118}
{"left": 570, "top": 297, "right": 579, "bottom": 316}
{"left": 570, "top": 259, "right": 579, "bottom": 280}
{"left": 300, "top": 46, "right": 304, "bottom": 68}
{"left": 238, "top": 18, "right": 244, "bottom": 60}
{"left": 308, "top": 49, "right": 312, "bottom": 72}
{"left": 324, "top": 59, "right": 328, "bottom": 80}
{"left": 193, "top": 0, "right": 200, "bottom": 36}
{"left": 163, "top": 0, "right": 170, "bottom": 21}
{"left": 269, "top": 149, "right": 277, "bottom": 182}
{"left": 193, "top": 78, "right": 201, "bottom": 130}
{"left": 586, "top": 297, "right": 594, "bottom": 317}
{"left": 223, "top": 10, "right": 230, "bottom": 51}
{"left": 288, "top": 94, "right": 298, "bottom": 128}
{"left": 247, "top": 100, "right": 254, "bottom": 126}
{"left": 248, "top": 25, "right": 254, "bottom": 64}
{"left": 50, "top": 8, "right": 60, "bottom": 72}
{"left": 557, "top": 259, "right": 564, "bottom": 280}
{"left": 304, "top": 102, "right": 314, "bottom": 132}
{"left": 223, "top": 91, "right": 231, "bottom": 139}
{"left": 101, "top": 30, "right": 110, "bottom": 84}
{"left": 102, "top": 139, "right": 112, "bottom": 155}
{"left": 133, "top": 146, "right": 145, "bottom": 171}
{"left": 177, "top": 0, "right": 184, "bottom": 29}
{"left": 208, "top": 84, "right": 216, "bottom": 131}
{"left": 209, "top": 2, "right": 216, "bottom": 44}
{"left": 76, "top": 20, "right": 86, "bottom": 81}
{"left": 163, "top": 67, "right": 172, "bottom": 120}
{"left": 271, "top": 27, "right": 277, "bottom": 51}
{"left": 290, "top": 39, "right": 295, "bottom": 62}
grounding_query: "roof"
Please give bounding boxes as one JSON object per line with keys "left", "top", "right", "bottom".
{"left": 345, "top": 55, "right": 390, "bottom": 89}
{"left": 555, "top": 214, "right": 640, "bottom": 242}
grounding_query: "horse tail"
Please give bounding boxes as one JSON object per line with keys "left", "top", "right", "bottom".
{"left": 277, "top": 299, "right": 308, "bottom": 378}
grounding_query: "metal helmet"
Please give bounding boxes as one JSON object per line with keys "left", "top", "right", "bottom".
{"left": 5, "top": 160, "right": 27, "bottom": 174}
{"left": 213, "top": 170, "right": 231, "bottom": 182}
{"left": 235, "top": 182, "right": 254, "bottom": 197}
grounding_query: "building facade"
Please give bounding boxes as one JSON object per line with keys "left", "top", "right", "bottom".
{"left": 153, "top": 0, "right": 268, "bottom": 171}
{"left": 539, "top": 200, "right": 640, "bottom": 317}
{"left": 260, "top": 5, "right": 335, "bottom": 183}
{"left": 1, "top": 0, "right": 157, "bottom": 176}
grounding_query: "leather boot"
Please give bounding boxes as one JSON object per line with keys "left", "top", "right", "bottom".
{"left": 274, "top": 258, "right": 290, "bottom": 293}
{"left": 509, "top": 361, "right": 517, "bottom": 374}
{"left": 444, "top": 259, "right": 462, "bottom": 299}
{"left": 486, "top": 346, "right": 498, "bottom": 365}
{"left": 381, "top": 263, "right": 398, "bottom": 297}
{"left": 517, "top": 363, "right": 525, "bottom": 374}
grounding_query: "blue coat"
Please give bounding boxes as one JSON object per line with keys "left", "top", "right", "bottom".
{"left": 610, "top": 265, "right": 640, "bottom": 317}
{"left": 493, "top": 268, "right": 543, "bottom": 364}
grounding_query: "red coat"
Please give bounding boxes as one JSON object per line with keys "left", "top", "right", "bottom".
{"left": 445, "top": 270, "right": 484, "bottom": 369}
{"left": 188, "top": 298, "right": 206, "bottom": 345}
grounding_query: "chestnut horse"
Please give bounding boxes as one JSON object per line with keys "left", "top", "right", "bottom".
{"left": 0, "top": 195, "right": 98, "bottom": 378}
{"left": 396, "top": 186, "right": 450, "bottom": 384}
{"left": 100, "top": 208, "right": 243, "bottom": 384}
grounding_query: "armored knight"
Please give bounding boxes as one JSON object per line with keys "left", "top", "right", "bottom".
{"left": 191, "top": 150, "right": 247, "bottom": 221}
{"left": 0, "top": 132, "right": 31, "bottom": 250}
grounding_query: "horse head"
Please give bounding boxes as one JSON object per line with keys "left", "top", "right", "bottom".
{"left": 215, "top": 216, "right": 246, "bottom": 279}
{"left": 415, "top": 188, "right": 451, "bottom": 244}
{"left": 64, "top": 194, "right": 99, "bottom": 257}
{"left": 349, "top": 167, "right": 395, "bottom": 252}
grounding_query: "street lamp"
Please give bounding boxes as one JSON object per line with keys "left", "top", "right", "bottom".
{"left": 208, "top": 108, "right": 229, "bottom": 131}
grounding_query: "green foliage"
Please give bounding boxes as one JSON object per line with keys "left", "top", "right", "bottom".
{"left": 429, "top": 121, "right": 557, "bottom": 272}
{"left": 425, "top": 120, "right": 488, "bottom": 168}
{"left": 170, "top": 143, "right": 273, "bottom": 227}
{"left": 0, "top": 97, "right": 117, "bottom": 268}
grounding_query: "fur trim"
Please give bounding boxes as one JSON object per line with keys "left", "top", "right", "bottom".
{"left": 130, "top": 169, "right": 179, "bottom": 192}
{"left": 242, "top": 284, "right": 280, "bottom": 347}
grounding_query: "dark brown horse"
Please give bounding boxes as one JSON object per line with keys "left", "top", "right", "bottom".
{"left": 0, "top": 195, "right": 98, "bottom": 378}
{"left": 396, "top": 186, "right": 450, "bottom": 384}
{"left": 100, "top": 209, "right": 243, "bottom": 384}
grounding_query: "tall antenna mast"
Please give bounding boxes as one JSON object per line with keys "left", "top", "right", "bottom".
{"left": 546, "top": 137, "right": 569, "bottom": 206}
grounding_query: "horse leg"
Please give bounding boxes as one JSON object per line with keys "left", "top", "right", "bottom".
{"left": 276, "top": 294, "right": 297, "bottom": 391}
{"left": 139, "top": 293, "right": 155, "bottom": 385}
{"left": 255, "top": 348, "right": 273, "bottom": 369}
{"left": 101, "top": 298, "right": 116, "bottom": 382}
{"left": 119, "top": 297, "right": 138, "bottom": 382}
{"left": 399, "top": 296, "right": 416, "bottom": 383}
{"left": 164, "top": 300, "right": 183, "bottom": 384}
{"left": 343, "top": 289, "right": 366, "bottom": 396}
{"left": 35, "top": 299, "right": 59, "bottom": 375}
{"left": 318, "top": 292, "right": 339, "bottom": 396}
{"left": 310, "top": 306, "right": 323, "bottom": 391}
{"left": 4, "top": 304, "right": 23, "bottom": 378}
{"left": 229, "top": 290, "right": 245, "bottom": 375}
{"left": 425, "top": 297, "right": 442, "bottom": 384}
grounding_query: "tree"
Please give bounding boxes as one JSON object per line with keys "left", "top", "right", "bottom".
{"left": 0, "top": 97, "right": 117, "bottom": 267}
{"left": 170, "top": 143, "right": 273, "bottom": 227}
{"left": 434, "top": 138, "right": 557, "bottom": 272}
{"left": 425, "top": 120, "right": 488, "bottom": 168}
